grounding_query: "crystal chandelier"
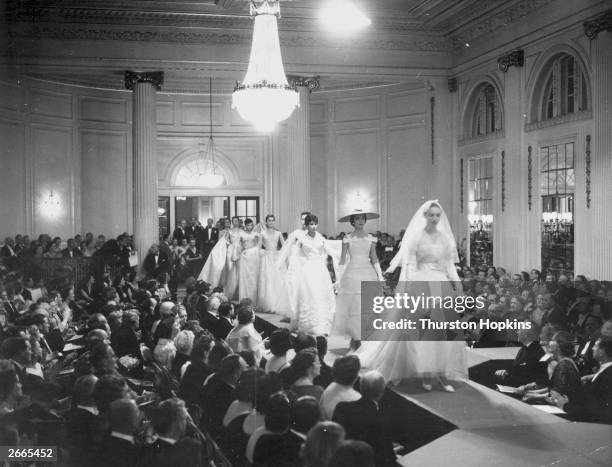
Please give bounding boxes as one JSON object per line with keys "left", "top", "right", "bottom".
{"left": 232, "top": 0, "right": 299, "bottom": 132}
{"left": 320, "top": 0, "right": 371, "bottom": 34}
{"left": 198, "top": 78, "right": 225, "bottom": 188}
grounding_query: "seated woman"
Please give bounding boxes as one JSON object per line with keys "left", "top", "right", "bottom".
{"left": 518, "top": 331, "right": 581, "bottom": 404}
{"left": 225, "top": 306, "right": 266, "bottom": 367}
{"left": 288, "top": 348, "right": 324, "bottom": 401}
{"left": 265, "top": 328, "right": 294, "bottom": 374}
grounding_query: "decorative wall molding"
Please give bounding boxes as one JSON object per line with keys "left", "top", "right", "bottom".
{"left": 460, "top": 158, "right": 464, "bottom": 213}
{"left": 458, "top": 130, "right": 505, "bottom": 147}
{"left": 524, "top": 109, "right": 592, "bottom": 132}
{"left": 430, "top": 96, "right": 435, "bottom": 165}
{"left": 527, "top": 145, "right": 533, "bottom": 211}
{"left": 125, "top": 71, "right": 164, "bottom": 91}
{"left": 585, "top": 134, "right": 591, "bottom": 209}
{"left": 583, "top": 9, "right": 612, "bottom": 40}
{"left": 501, "top": 150, "right": 505, "bottom": 212}
{"left": 497, "top": 49, "right": 524, "bottom": 72}
{"left": 287, "top": 76, "right": 320, "bottom": 92}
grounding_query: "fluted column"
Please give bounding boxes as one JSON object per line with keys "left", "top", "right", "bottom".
{"left": 584, "top": 31, "right": 612, "bottom": 279}
{"left": 125, "top": 71, "right": 163, "bottom": 264}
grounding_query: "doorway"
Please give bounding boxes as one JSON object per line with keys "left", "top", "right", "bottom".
{"left": 174, "top": 196, "right": 230, "bottom": 225}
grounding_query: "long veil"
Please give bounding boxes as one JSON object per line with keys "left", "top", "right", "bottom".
{"left": 387, "top": 199, "right": 459, "bottom": 275}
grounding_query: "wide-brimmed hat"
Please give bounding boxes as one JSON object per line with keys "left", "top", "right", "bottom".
{"left": 338, "top": 209, "right": 380, "bottom": 223}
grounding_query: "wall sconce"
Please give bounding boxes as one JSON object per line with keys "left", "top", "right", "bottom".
{"left": 42, "top": 190, "right": 61, "bottom": 219}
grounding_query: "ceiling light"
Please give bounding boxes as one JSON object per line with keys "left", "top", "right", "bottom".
{"left": 232, "top": 0, "right": 299, "bottom": 132}
{"left": 320, "top": 0, "right": 371, "bottom": 35}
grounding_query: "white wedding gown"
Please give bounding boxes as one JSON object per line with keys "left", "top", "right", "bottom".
{"left": 294, "top": 232, "right": 336, "bottom": 335}
{"left": 258, "top": 230, "right": 291, "bottom": 314}
{"left": 355, "top": 230, "right": 468, "bottom": 384}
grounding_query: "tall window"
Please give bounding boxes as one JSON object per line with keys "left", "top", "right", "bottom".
{"left": 468, "top": 157, "right": 494, "bottom": 268}
{"left": 471, "top": 84, "right": 502, "bottom": 137}
{"left": 235, "top": 196, "right": 259, "bottom": 224}
{"left": 540, "top": 54, "right": 588, "bottom": 120}
{"left": 158, "top": 196, "right": 170, "bottom": 240}
{"left": 541, "top": 143, "right": 574, "bottom": 275}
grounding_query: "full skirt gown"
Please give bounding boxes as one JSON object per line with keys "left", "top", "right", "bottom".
{"left": 356, "top": 268, "right": 468, "bottom": 384}
{"left": 238, "top": 247, "right": 260, "bottom": 303}
{"left": 258, "top": 249, "right": 291, "bottom": 314}
{"left": 296, "top": 256, "right": 336, "bottom": 335}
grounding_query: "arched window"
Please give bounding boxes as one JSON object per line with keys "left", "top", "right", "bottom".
{"left": 471, "top": 84, "right": 502, "bottom": 138}
{"left": 538, "top": 54, "right": 588, "bottom": 121}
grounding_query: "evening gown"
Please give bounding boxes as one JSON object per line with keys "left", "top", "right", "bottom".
{"left": 355, "top": 230, "right": 468, "bottom": 384}
{"left": 225, "top": 229, "right": 242, "bottom": 300}
{"left": 332, "top": 234, "right": 378, "bottom": 339}
{"left": 258, "top": 230, "right": 291, "bottom": 314}
{"left": 238, "top": 231, "right": 261, "bottom": 303}
{"left": 295, "top": 232, "right": 336, "bottom": 335}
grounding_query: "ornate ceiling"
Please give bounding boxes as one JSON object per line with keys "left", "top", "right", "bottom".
{"left": 2, "top": 0, "right": 558, "bottom": 92}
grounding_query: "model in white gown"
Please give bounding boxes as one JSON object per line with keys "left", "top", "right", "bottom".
{"left": 355, "top": 201, "right": 468, "bottom": 389}
{"left": 225, "top": 217, "right": 242, "bottom": 301}
{"left": 258, "top": 214, "right": 292, "bottom": 314}
{"left": 331, "top": 212, "right": 384, "bottom": 349}
{"left": 198, "top": 218, "right": 230, "bottom": 287}
{"left": 293, "top": 214, "right": 336, "bottom": 336}
{"left": 237, "top": 219, "right": 261, "bottom": 303}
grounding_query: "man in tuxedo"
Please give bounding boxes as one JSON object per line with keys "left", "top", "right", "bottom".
{"left": 214, "top": 302, "right": 234, "bottom": 340}
{"left": 575, "top": 315, "right": 603, "bottom": 375}
{"left": 333, "top": 370, "right": 398, "bottom": 467}
{"left": 64, "top": 375, "right": 100, "bottom": 465}
{"left": 62, "top": 238, "right": 82, "bottom": 258}
{"left": 199, "top": 294, "right": 220, "bottom": 336}
{"left": 540, "top": 293, "right": 567, "bottom": 329}
{"left": 186, "top": 218, "right": 203, "bottom": 245}
{"left": 551, "top": 338, "right": 612, "bottom": 424}
{"left": 1, "top": 236, "right": 18, "bottom": 257}
{"left": 97, "top": 398, "right": 141, "bottom": 467}
{"left": 173, "top": 219, "right": 188, "bottom": 244}
{"left": 95, "top": 234, "right": 131, "bottom": 270}
{"left": 200, "top": 217, "right": 219, "bottom": 262}
{"left": 140, "top": 398, "right": 202, "bottom": 467}
{"left": 143, "top": 243, "right": 170, "bottom": 278}
{"left": 494, "top": 322, "right": 546, "bottom": 387}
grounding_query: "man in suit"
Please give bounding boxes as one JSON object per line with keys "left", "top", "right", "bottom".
{"left": 173, "top": 219, "right": 188, "bottom": 244}
{"left": 62, "top": 238, "right": 82, "bottom": 258}
{"left": 575, "top": 315, "right": 603, "bottom": 375}
{"left": 214, "top": 302, "right": 234, "bottom": 340}
{"left": 143, "top": 243, "right": 171, "bottom": 278}
{"left": 1, "top": 236, "right": 18, "bottom": 258}
{"left": 333, "top": 370, "right": 398, "bottom": 467}
{"left": 140, "top": 398, "right": 202, "bottom": 467}
{"left": 64, "top": 375, "right": 100, "bottom": 465}
{"left": 198, "top": 294, "right": 219, "bottom": 335}
{"left": 551, "top": 338, "right": 612, "bottom": 424}
{"left": 494, "top": 322, "right": 546, "bottom": 387}
{"left": 200, "top": 217, "right": 219, "bottom": 262}
{"left": 97, "top": 398, "right": 141, "bottom": 467}
{"left": 111, "top": 310, "right": 141, "bottom": 358}
{"left": 182, "top": 238, "right": 201, "bottom": 279}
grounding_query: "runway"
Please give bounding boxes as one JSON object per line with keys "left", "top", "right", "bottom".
{"left": 254, "top": 311, "right": 612, "bottom": 466}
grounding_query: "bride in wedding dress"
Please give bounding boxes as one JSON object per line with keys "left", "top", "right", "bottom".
{"left": 355, "top": 200, "right": 468, "bottom": 390}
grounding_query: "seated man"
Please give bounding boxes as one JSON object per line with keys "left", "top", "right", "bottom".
{"left": 333, "top": 370, "right": 397, "bottom": 467}
{"left": 97, "top": 398, "right": 141, "bottom": 467}
{"left": 140, "top": 398, "right": 202, "bottom": 467}
{"left": 494, "top": 322, "right": 546, "bottom": 387}
{"left": 549, "top": 338, "right": 612, "bottom": 425}
{"left": 320, "top": 355, "right": 361, "bottom": 420}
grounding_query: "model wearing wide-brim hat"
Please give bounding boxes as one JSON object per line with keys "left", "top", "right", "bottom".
{"left": 338, "top": 208, "right": 380, "bottom": 223}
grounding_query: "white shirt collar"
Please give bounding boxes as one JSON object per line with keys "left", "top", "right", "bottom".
{"left": 157, "top": 436, "right": 177, "bottom": 445}
{"left": 77, "top": 405, "right": 99, "bottom": 416}
{"left": 111, "top": 432, "right": 135, "bottom": 444}
{"left": 592, "top": 361, "right": 612, "bottom": 382}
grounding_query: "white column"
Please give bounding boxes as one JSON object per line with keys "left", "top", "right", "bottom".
{"left": 286, "top": 84, "right": 312, "bottom": 217}
{"left": 583, "top": 31, "right": 612, "bottom": 279}
{"left": 125, "top": 71, "right": 163, "bottom": 264}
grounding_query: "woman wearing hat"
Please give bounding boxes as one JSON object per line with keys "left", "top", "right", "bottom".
{"left": 331, "top": 209, "right": 384, "bottom": 350}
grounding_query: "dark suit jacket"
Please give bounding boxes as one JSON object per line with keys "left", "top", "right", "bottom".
{"left": 575, "top": 338, "right": 599, "bottom": 376}
{"left": 333, "top": 397, "right": 397, "bottom": 467}
{"left": 214, "top": 317, "right": 233, "bottom": 340}
{"left": 63, "top": 407, "right": 99, "bottom": 465}
{"left": 111, "top": 326, "right": 140, "bottom": 358}
{"left": 199, "top": 375, "right": 237, "bottom": 440}
{"left": 541, "top": 305, "right": 567, "bottom": 329}
{"left": 0, "top": 244, "right": 17, "bottom": 257}
{"left": 179, "top": 361, "right": 213, "bottom": 406}
{"left": 200, "top": 227, "right": 219, "bottom": 255}
{"left": 563, "top": 365, "right": 612, "bottom": 424}
{"left": 62, "top": 248, "right": 82, "bottom": 258}
{"left": 173, "top": 227, "right": 188, "bottom": 243}
{"left": 252, "top": 431, "right": 303, "bottom": 467}
{"left": 505, "top": 341, "right": 546, "bottom": 386}
{"left": 143, "top": 251, "right": 171, "bottom": 277}
{"left": 98, "top": 435, "right": 138, "bottom": 467}
{"left": 199, "top": 310, "right": 219, "bottom": 335}
{"left": 138, "top": 437, "right": 201, "bottom": 467}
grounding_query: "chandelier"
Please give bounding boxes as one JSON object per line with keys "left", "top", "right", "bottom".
{"left": 320, "top": 0, "right": 371, "bottom": 34}
{"left": 197, "top": 77, "right": 225, "bottom": 188}
{"left": 232, "top": 0, "right": 299, "bottom": 132}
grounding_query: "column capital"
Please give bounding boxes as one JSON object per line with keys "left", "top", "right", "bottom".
{"left": 124, "top": 71, "right": 164, "bottom": 91}
{"left": 497, "top": 49, "right": 524, "bottom": 72}
{"left": 287, "top": 75, "right": 320, "bottom": 92}
{"left": 584, "top": 9, "right": 612, "bottom": 40}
